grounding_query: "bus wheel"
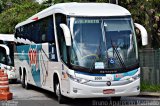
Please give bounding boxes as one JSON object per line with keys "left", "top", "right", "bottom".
{"left": 55, "top": 81, "right": 66, "bottom": 104}
{"left": 24, "top": 73, "right": 30, "bottom": 89}
{"left": 22, "top": 73, "right": 25, "bottom": 88}
{"left": 10, "top": 79, "right": 17, "bottom": 84}
{"left": 111, "top": 97, "right": 121, "bottom": 101}
{"left": 22, "top": 72, "right": 30, "bottom": 89}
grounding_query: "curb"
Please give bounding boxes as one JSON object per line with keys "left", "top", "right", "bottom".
{"left": 139, "top": 92, "right": 160, "bottom": 97}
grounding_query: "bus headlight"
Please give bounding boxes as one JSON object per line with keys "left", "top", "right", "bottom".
{"left": 67, "top": 74, "right": 90, "bottom": 84}
{"left": 128, "top": 74, "right": 140, "bottom": 81}
{"left": 132, "top": 74, "right": 140, "bottom": 80}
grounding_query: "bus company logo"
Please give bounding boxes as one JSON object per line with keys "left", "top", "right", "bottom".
{"left": 115, "top": 74, "right": 124, "bottom": 78}
{"left": 106, "top": 74, "right": 114, "bottom": 81}
{"left": 28, "top": 48, "right": 38, "bottom": 67}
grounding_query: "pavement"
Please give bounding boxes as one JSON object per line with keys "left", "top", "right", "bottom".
{"left": 139, "top": 92, "right": 160, "bottom": 97}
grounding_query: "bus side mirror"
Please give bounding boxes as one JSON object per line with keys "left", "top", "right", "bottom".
{"left": 60, "top": 24, "right": 71, "bottom": 46}
{"left": 134, "top": 23, "right": 148, "bottom": 46}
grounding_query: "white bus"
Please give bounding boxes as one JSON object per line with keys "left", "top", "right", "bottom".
{"left": 15, "top": 3, "right": 148, "bottom": 103}
{"left": 0, "top": 34, "right": 17, "bottom": 82}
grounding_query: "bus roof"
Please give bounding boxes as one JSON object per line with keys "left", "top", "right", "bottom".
{"left": 15, "top": 3, "right": 131, "bottom": 28}
{"left": 0, "top": 34, "right": 14, "bottom": 41}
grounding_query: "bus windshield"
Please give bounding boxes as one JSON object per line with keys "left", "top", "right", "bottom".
{"left": 0, "top": 41, "right": 14, "bottom": 66}
{"left": 68, "top": 16, "right": 138, "bottom": 71}
{"left": 0, "top": 47, "right": 7, "bottom": 64}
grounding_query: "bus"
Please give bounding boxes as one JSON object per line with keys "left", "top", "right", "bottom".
{"left": 14, "top": 3, "right": 148, "bottom": 103}
{"left": 0, "top": 34, "right": 17, "bottom": 82}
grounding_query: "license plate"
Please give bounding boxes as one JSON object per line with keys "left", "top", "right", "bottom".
{"left": 103, "top": 89, "right": 115, "bottom": 94}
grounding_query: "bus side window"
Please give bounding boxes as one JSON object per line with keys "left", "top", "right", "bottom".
{"left": 37, "top": 16, "right": 55, "bottom": 43}
{"left": 55, "top": 13, "right": 67, "bottom": 63}
{"left": 15, "top": 27, "right": 23, "bottom": 45}
{"left": 40, "top": 19, "right": 47, "bottom": 43}
{"left": 47, "top": 16, "right": 55, "bottom": 43}
{"left": 41, "top": 34, "right": 45, "bottom": 42}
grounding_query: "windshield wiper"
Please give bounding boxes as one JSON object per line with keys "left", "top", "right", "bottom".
{"left": 110, "top": 38, "right": 126, "bottom": 70}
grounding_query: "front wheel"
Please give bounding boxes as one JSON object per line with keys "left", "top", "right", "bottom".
{"left": 55, "top": 81, "right": 67, "bottom": 104}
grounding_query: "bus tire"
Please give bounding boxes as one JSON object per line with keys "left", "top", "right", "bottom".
{"left": 19, "top": 68, "right": 22, "bottom": 82}
{"left": 24, "top": 73, "right": 30, "bottom": 89}
{"left": 22, "top": 71, "right": 30, "bottom": 89}
{"left": 10, "top": 79, "right": 17, "bottom": 84}
{"left": 54, "top": 80, "right": 66, "bottom": 104}
{"left": 22, "top": 72, "right": 25, "bottom": 88}
{"left": 13, "top": 79, "right": 17, "bottom": 83}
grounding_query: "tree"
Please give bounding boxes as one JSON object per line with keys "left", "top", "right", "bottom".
{"left": 0, "top": 1, "right": 46, "bottom": 33}
{"left": 119, "top": 0, "right": 160, "bottom": 48}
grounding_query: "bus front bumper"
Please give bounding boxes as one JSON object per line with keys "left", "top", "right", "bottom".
{"left": 64, "top": 78, "right": 140, "bottom": 98}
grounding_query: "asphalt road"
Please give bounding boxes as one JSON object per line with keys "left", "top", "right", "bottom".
{"left": 0, "top": 83, "right": 160, "bottom": 106}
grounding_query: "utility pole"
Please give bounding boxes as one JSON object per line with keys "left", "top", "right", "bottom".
{"left": 109, "top": 0, "right": 118, "bottom": 5}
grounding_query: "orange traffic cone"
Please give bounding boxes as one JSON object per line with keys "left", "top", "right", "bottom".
{"left": 0, "top": 69, "right": 12, "bottom": 100}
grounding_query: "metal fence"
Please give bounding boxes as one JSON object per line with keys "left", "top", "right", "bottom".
{"left": 139, "top": 48, "right": 160, "bottom": 85}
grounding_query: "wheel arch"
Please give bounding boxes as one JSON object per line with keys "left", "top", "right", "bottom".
{"left": 53, "top": 71, "right": 61, "bottom": 92}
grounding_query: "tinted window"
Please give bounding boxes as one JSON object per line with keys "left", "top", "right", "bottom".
{"left": 16, "top": 15, "right": 55, "bottom": 44}
{"left": 0, "top": 47, "right": 6, "bottom": 64}
{"left": 55, "top": 13, "right": 67, "bottom": 63}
